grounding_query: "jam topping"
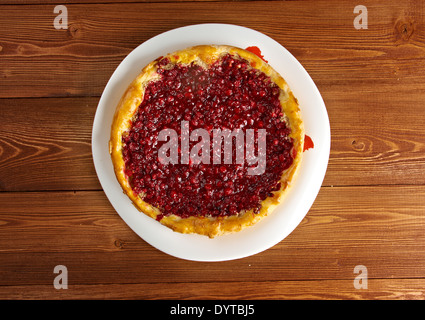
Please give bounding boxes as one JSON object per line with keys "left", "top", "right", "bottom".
{"left": 245, "top": 46, "right": 268, "bottom": 63}
{"left": 303, "top": 134, "right": 314, "bottom": 152}
{"left": 122, "top": 53, "right": 294, "bottom": 218}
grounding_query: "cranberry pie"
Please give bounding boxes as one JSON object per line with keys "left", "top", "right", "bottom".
{"left": 110, "top": 45, "right": 304, "bottom": 238}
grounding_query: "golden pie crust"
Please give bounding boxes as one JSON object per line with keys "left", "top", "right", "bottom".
{"left": 109, "top": 45, "right": 304, "bottom": 238}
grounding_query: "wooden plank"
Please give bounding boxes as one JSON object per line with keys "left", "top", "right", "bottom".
{"left": 1, "top": 0, "right": 423, "bottom": 303}
{"left": 323, "top": 88, "right": 425, "bottom": 186}
{"left": 0, "top": 97, "right": 100, "bottom": 191}
{"left": 0, "top": 186, "right": 424, "bottom": 287}
{"left": 0, "top": 1, "right": 424, "bottom": 97}
{"left": 1, "top": 94, "right": 424, "bottom": 191}
{"left": 0, "top": 279, "right": 424, "bottom": 300}
{"left": 1, "top": 0, "right": 244, "bottom": 4}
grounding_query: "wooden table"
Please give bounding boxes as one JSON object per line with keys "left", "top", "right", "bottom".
{"left": 1, "top": 0, "right": 424, "bottom": 300}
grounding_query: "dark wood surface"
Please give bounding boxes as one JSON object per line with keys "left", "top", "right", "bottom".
{"left": 1, "top": 0, "right": 425, "bottom": 299}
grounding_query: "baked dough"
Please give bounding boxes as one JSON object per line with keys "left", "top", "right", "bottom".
{"left": 109, "top": 45, "right": 304, "bottom": 238}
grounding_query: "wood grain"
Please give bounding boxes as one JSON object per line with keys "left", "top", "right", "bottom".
{"left": 2, "top": 0, "right": 244, "bottom": 4}
{"left": 0, "top": 186, "right": 424, "bottom": 289}
{"left": 324, "top": 88, "right": 425, "bottom": 186}
{"left": 0, "top": 279, "right": 424, "bottom": 300}
{"left": 1, "top": 0, "right": 425, "bottom": 300}
{"left": 1, "top": 94, "right": 424, "bottom": 191}
{"left": 0, "top": 1, "right": 424, "bottom": 97}
{"left": 0, "top": 98, "right": 99, "bottom": 191}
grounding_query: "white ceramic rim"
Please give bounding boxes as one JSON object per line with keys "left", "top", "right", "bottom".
{"left": 92, "top": 23, "right": 330, "bottom": 261}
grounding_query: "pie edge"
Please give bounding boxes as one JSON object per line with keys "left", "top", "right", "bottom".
{"left": 109, "top": 44, "right": 305, "bottom": 238}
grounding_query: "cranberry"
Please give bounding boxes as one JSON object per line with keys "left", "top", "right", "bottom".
{"left": 122, "top": 53, "right": 294, "bottom": 218}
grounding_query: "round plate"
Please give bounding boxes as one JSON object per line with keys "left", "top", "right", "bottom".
{"left": 92, "top": 23, "right": 330, "bottom": 261}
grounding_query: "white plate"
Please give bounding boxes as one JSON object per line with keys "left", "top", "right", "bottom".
{"left": 92, "top": 23, "right": 330, "bottom": 261}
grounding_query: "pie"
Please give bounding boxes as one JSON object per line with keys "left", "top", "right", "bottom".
{"left": 109, "top": 45, "right": 304, "bottom": 238}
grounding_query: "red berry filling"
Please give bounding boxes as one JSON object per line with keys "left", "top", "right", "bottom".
{"left": 122, "top": 53, "right": 294, "bottom": 218}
